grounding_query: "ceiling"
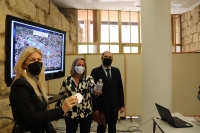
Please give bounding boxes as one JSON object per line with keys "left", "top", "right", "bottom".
{"left": 52, "top": 0, "right": 200, "bottom": 14}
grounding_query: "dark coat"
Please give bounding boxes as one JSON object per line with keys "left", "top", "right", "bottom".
{"left": 9, "top": 77, "right": 64, "bottom": 133}
{"left": 91, "top": 65, "right": 125, "bottom": 115}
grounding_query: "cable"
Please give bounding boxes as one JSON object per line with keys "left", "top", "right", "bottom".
{"left": 127, "top": 117, "right": 159, "bottom": 132}
{"left": 0, "top": 116, "right": 16, "bottom": 123}
{"left": 54, "top": 117, "right": 159, "bottom": 133}
{"left": 127, "top": 126, "right": 141, "bottom": 132}
{"left": 0, "top": 116, "right": 20, "bottom": 132}
{"left": 138, "top": 117, "right": 158, "bottom": 128}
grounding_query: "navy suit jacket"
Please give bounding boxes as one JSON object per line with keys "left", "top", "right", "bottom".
{"left": 91, "top": 65, "right": 124, "bottom": 115}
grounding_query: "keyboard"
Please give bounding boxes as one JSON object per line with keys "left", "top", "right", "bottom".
{"left": 173, "top": 117, "right": 192, "bottom": 127}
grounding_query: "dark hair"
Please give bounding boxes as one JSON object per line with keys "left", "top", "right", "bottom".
{"left": 101, "top": 51, "right": 113, "bottom": 57}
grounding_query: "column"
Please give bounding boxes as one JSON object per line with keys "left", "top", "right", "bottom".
{"left": 140, "top": 0, "right": 172, "bottom": 132}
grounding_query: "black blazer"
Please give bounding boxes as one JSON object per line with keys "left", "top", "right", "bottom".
{"left": 9, "top": 77, "right": 64, "bottom": 133}
{"left": 91, "top": 65, "right": 124, "bottom": 115}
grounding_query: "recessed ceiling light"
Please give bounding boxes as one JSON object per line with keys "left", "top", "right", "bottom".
{"left": 171, "top": 4, "right": 182, "bottom": 8}
{"left": 134, "top": 0, "right": 140, "bottom": 7}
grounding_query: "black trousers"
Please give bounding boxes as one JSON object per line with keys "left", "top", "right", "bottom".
{"left": 65, "top": 113, "right": 93, "bottom": 133}
{"left": 97, "top": 110, "right": 118, "bottom": 133}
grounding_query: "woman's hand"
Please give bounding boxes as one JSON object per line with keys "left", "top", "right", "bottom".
{"left": 94, "top": 90, "right": 102, "bottom": 96}
{"left": 62, "top": 95, "right": 78, "bottom": 114}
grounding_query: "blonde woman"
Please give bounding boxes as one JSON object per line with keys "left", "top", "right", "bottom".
{"left": 9, "top": 47, "right": 77, "bottom": 133}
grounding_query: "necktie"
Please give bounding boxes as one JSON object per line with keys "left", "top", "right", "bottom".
{"left": 106, "top": 69, "right": 111, "bottom": 80}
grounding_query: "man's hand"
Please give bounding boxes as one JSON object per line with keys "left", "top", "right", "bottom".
{"left": 93, "top": 110, "right": 99, "bottom": 117}
{"left": 119, "top": 107, "right": 125, "bottom": 113}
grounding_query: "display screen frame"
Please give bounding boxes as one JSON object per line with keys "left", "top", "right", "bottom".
{"left": 5, "top": 15, "right": 66, "bottom": 87}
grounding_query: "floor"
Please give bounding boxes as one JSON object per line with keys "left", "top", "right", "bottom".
{"left": 53, "top": 117, "right": 200, "bottom": 133}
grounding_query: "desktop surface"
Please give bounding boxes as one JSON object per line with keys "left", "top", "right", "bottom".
{"left": 48, "top": 94, "right": 67, "bottom": 105}
{"left": 153, "top": 112, "right": 199, "bottom": 133}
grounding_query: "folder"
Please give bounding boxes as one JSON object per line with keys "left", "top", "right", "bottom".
{"left": 93, "top": 112, "right": 105, "bottom": 126}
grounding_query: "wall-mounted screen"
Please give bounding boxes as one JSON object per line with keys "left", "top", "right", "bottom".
{"left": 5, "top": 15, "right": 66, "bottom": 87}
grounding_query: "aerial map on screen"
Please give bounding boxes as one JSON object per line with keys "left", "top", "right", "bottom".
{"left": 13, "top": 22, "right": 64, "bottom": 72}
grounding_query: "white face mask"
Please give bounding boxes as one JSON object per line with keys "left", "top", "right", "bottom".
{"left": 74, "top": 66, "right": 85, "bottom": 74}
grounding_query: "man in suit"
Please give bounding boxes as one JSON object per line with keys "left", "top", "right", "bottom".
{"left": 91, "top": 51, "right": 125, "bottom": 133}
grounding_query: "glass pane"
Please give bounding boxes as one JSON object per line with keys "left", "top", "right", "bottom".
{"left": 130, "top": 12, "right": 138, "bottom": 22}
{"left": 123, "top": 47, "right": 130, "bottom": 53}
{"left": 101, "top": 11, "right": 109, "bottom": 42}
{"left": 131, "top": 12, "right": 139, "bottom": 43}
{"left": 110, "top": 24, "right": 118, "bottom": 42}
{"left": 89, "top": 22, "right": 93, "bottom": 42}
{"left": 109, "top": 11, "right": 118, "bottom": 43}
{"left": 131, "top": 47, "right": 138, "bottom": 53}
{"left": 88, "top": 45, "right": 97, "bottom": 53}
{"left": 131, "top": 25, "right": 138, "bottom": 43}
{"left": 78, "top": 45, "right": 87, "bottom": 54}
{"left": 121, "top": 12, "right": 130, "bottom": 43}
{"left": 110, "top": 45, "right": 119, "bottom": 53}
{"left": 176, "top": 46, "right": 181, "bottom": 52}
{"left": 171, "top": 46, "right": 175, "bottom": 52}
{"left": 100, "top": 45, "right": 109, "bottom": 53}
{"left": 78, "top": 10, "right": 87, "bottom": 42}
{"left": 122, "top": 25, "right": 130, "bottom": 43}
{"left": 175, "top": 15, "right": 181, "bottom": 44}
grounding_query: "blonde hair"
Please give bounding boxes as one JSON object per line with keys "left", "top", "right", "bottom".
{"left": 70, "top": 57, "right": 87, "bottom": 76}
{"left": 12, "top": 47, "right": 48, "bottom": 102}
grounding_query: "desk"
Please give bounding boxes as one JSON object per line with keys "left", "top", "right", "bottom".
{"left": 47, "top": 94, "right": 67, "bottom": 105}
{"left": 152, "top": 112, "right": 200, "bottom": 133}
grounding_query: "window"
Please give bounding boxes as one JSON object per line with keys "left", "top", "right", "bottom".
{"left": 77, "top": 10, "right": 181, "bottom": 54}
{"left": 109, "top": 11, "right": 119, "bottom": 43}
{"left": 172, "top": 15, "right": 182, "bottom": 53}
{"left": 121, "top": 11, "right": 140, "bottom": 53}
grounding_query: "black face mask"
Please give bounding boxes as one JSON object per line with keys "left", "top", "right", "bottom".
{"left": 103, "top": 58, "right": 112, "bottom": 66}
{"left": 27, "top": 62, "right": 43, "bottom": 75}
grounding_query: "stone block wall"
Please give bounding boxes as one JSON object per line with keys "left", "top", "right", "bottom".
{"left": 0, "top": 0, "right": 77, "bottom": 131}
{"left": 59, "top": 8, "right": 78, "bottom": 54}
{"left": 181, "top": 5, "right": 200, "bottom": 52}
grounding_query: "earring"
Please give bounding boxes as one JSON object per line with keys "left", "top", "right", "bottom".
{"left": 24, "top": 69, "right": 27, "bottom": 74}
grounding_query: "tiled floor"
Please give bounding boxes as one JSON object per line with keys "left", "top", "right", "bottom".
{"left": 53, "top": 117, "right": 200, "bottom": 133}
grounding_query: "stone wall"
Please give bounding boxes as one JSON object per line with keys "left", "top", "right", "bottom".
{"left": 0, "top": 0, "right": 76, "bottom": 131}
{"left": 59, "top": 8, "right": 77, "bottom": 54}
{"left": 181, "top": 5, "right": 200, "bottom": 52}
